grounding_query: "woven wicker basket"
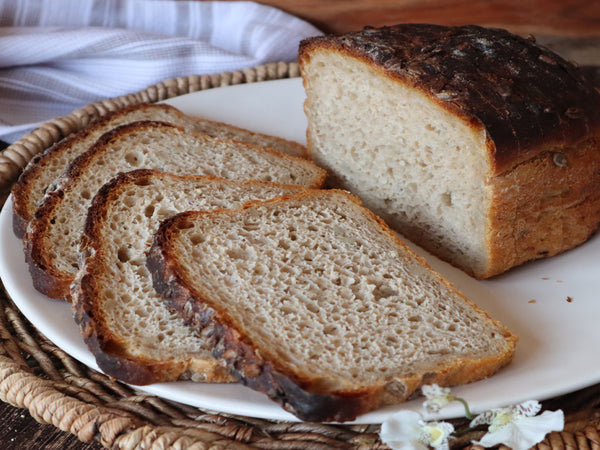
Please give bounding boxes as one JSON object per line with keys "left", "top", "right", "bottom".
{"left": 0, "top": 63, "right": 599, "bottom": 449}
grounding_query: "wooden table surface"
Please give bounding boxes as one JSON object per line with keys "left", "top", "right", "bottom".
{"left": 256, "top": 0, "right": 600, "bottom": 37}
{"left": 1, "top": 2, "right": 599, "bottom": 448}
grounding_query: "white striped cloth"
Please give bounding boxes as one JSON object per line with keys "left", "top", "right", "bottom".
{"left": 0, "top": 0, "right": 322, "bottom": 143}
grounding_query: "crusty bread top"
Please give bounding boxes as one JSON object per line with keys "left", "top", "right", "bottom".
{"left": 24, "top": 121, "right": 325, "bottom": 300}
{"left": 299, "top": 24, "right": 600, "bottom": 173}
{"left": 11, "top": 102, "right": 307, "bottom": 238}
{"left": 73, "top": 169, "right": 304, "bottom": 385}
{"left": 148, "top": 189, "right": 517, "bottom": 422}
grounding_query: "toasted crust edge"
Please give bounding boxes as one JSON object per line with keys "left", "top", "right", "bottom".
{"left": 73, "top": 256, "right": 234, "bottom": 385}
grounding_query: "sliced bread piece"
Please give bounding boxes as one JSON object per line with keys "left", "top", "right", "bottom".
{"left": 73, "top": 169, "right": 304, "bottom": 385}
{"left": 12, "top": 102, "right": 306, "bottom": 238}
{"left": 190, "top": 116, "right": 306, "bottom": 159}
{"left": 299, "top": 24, "right": 600, "bottom": 279}
{"left": 25, "top": 121, "right": 326, "bottom": 299}
{"left": 147, "top": 189, "right": 517, "bottom": 422}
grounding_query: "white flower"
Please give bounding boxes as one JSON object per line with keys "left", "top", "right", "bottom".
{"left": 380, "top": 410, "right": 454, "bottom": 450}
{"left": 422, "top": 384, "right": 454, "bottom": 413}
{"left": 470, "top": 400, "right": 564, "bottom": 450}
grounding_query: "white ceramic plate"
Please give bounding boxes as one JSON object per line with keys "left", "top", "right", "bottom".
{"left": 1, "top": 78, "right": 599, "bottom": 424}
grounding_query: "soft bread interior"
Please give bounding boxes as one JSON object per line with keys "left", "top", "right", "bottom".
{"left": 167, "top": 191, "right": 514, "bottom": 392}
{"left": 302, "top": 49, "right": 491, "bottom": 275}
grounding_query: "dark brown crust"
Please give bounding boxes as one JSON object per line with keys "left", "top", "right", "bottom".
{"left": 24, "top": 187, "right": 73, "bottom": 299}
{"left": 74, "top": 269, "right": 184, "bottom": 385}
{"left": 12, "top": 151, "right": 45, "bottom": 239}
{"left": 152, "top": 275, "right": 373, "bottom": 421}
{"left": 299, "top": 24, "right": 600, "bottom": 174}
{"left": 74, "top": 246, "right": 232, "bottom": 385}
{"left": 11, "top": 103, "right": 176, "bottom": 238}
{"left": 147, "top": 192, "right": 517, "bottom": 422}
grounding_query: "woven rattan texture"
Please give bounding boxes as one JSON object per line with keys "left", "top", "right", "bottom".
{"left": 0, "top": 62, "right": 599, "bottom": 449}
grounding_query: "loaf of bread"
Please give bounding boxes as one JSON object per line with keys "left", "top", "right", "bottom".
{"left": 11, "top": 102, "right": 307, "bottom": 238}
{"left": 299, "top": 24, "right": 600, "bottom": 279}
{"left": 148, "top": 189, "right": 517, "bottom": 422}
{"left": 25, "top": 121, "right": 326, "bottom": 299}
{"left": 73, "top": 169, "right": 304, "bottom": 385}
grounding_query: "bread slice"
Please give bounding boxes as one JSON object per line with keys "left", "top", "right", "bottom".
{"left": 12, "top": 102, "right": 307, "bottom": 238}
{"left": 72, "top": 169, "right": 304, "bottom": 385}
{"left": 298, "top": 24, "right": 600, "bottom": 279}
{"left": 147, "top": 189, "right": 517, "bottom": 422}
{"left": 25, "top": 121, "right": 326, "bottom": 299}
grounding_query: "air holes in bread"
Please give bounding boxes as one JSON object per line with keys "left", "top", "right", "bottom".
{"left": 226, "top": 248, "right": 250, "bottom": 260}
{"left": 117, "top": 247, "right": 130, "bottom": 263}
{"left": 189, "top": 233, "right": 205, "bottom": 245}
{"left": 372, "top": 281, "right": 398, "bottom": 299}
{"left": 441, "top": 192, "right": 452, "bottom": 207}
{"left": 125, "top": 152, "right": 144, "bottom": 166}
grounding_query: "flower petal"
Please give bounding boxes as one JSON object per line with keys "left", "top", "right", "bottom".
{"left": 470, "top": 408, "right": 500, "bottom": 427}
{"left": 422, "top": 384, "right": 450, "bottom": 398}
{"left": 473, "top": 421, "right": 520, "bottom": 448}
{"left": 380, "top": 411, "right": 429, "bottom": 450}
{"left": 425, "top": 422, "right": 455, "bottom": 449}
{"left": 473, "top": 410, "right": 564, "bottom": 450}
{"left": 511, "top": 400, "right": 542, "bottom": 417}
{"left": 422, "top": 384, "right": 453, "bottom": 413}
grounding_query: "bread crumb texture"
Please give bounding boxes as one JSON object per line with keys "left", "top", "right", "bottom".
{"left": 166, "top": 191, "right": 516, "bottom": 392}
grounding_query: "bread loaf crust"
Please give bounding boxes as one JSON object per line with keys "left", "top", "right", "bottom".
{"left": 299, "top": 24, "right": 600, "bottom": 175}
{"left": 299, "top": 24, "right": 600, "bottom": 278}
{"left": 485, "top": 139, "right": 600, "bottom": 277}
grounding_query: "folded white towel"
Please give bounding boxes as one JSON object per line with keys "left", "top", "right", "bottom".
{"left": 0, "top": 0, "right": 321, "bottom": 143}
